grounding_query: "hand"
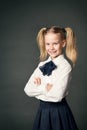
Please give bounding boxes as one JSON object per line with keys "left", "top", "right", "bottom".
{"left": 46, "top": 83, "right": 53, "bottom": 92}
{"left": 34, "top": 77, "right": 41, "bottom": 86}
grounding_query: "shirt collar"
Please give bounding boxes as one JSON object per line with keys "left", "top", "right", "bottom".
{"left": 48, "top": 54, "right": 64, "bottom": 65}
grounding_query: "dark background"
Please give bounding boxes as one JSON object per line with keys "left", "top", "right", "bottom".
{"left": 0, "top": 0, "right": 87, "bottom": 130}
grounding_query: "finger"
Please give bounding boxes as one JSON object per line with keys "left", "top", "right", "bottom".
{"left": 37, "top": 78, "right": 41, "bottom": 85}
{"left": 46, "top": 84, "right": 53, "bottom": 91}
{"left": 34, "top": 78, "right": 37, "bottom": 84}
{"left": 34, "top": 77, "right": 41, "bottom": 85}
{"left": 34, "top": 78, "right": 38, "bottom": 84}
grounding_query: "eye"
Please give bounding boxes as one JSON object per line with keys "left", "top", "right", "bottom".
{"left": 45, "top": 43, "right": 50, "bottom": 45}
{"left": 54, "top": 42, "right": 58, "bottom": 45}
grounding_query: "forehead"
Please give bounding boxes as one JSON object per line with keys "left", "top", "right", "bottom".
{"left": 44, "top": 33, "right": 61, "bottom": 42}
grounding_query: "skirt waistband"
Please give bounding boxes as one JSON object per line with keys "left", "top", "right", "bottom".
{"left": 40, "top": 98, "right": 67, "bottom": 108}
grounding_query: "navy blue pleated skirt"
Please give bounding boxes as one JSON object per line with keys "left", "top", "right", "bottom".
{"left": 33, "top": 98, "right": 78, "bottom": 130}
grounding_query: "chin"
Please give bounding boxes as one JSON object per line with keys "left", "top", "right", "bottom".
{"left": 51, "top": 55, "right": 57, "bottom": 59}
{"left": 51, "top": 54, "right": 60, "bottom": 59}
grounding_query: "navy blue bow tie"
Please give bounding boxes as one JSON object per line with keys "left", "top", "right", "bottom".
{"left": 39, "top": 61, "right": 57, "bottom": 76}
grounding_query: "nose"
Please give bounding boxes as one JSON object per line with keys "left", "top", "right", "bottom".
{"left": 50, "top": 44, "right": 54, "bottom": 50}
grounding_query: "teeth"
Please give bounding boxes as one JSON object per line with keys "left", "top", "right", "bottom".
{"left": 50, "top": 52, "right": 56, "bottom": 53}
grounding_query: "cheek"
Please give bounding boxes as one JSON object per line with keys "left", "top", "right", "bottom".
{"left": 56, "top": 45, "right": 63, "bottom": 51}
{"left": 55, "top": 44, "right": 60, "bottom": 49}
{"left": 45, "top": 45, "right": 48, "bottom": 50}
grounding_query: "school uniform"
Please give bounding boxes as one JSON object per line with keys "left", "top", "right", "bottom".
{"left": 24, "top": 54, "right": 78, "bottom": 130}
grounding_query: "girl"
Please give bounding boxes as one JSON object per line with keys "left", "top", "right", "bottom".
{"left": 24, "top": 26, "right": 78, "bottom": 130}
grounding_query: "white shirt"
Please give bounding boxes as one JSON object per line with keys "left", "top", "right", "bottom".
{"left": 24, "top": 54, "right": 72, "bottom": 102}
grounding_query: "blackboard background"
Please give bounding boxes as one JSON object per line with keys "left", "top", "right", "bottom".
{"left": 0, "top": 0, "right": 87, "bottom": 130}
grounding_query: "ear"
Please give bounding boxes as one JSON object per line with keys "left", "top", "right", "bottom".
{"left": 62, "top": 40, "right": 66, "bottom": 47}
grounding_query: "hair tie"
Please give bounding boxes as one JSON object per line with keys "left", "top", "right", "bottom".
{"left": 62, "top": 28, "right": 67, "bottom": 39}
{"left": 62, "top": 28, "right": 66, "bottom": 33}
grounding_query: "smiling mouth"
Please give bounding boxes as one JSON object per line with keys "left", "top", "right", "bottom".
{"left": 49, "top": 51, "right": 56, "bottom": 54}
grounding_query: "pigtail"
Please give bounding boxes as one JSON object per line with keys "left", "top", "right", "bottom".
{"left": 37, "top": 28, "right": 47, "bottom": 61}
{"left": 65, "top": 27, "right": 78, "bottom": 66}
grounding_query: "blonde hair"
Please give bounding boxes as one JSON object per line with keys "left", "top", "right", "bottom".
{"left": 65, "top": 27, "right": 78, "bottom": 65}
{"left": 37, "top": 26, "right": 78, "bottom": 65}
{"left": 37, "top": 28, "right": 48, "bottom": 61}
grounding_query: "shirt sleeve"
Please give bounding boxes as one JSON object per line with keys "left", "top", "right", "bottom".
{"left": 44, "top": 64, "right": 72, "bottom": 102}
{"left": 24, "top": 64, "right": 46, "bottom": 97}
